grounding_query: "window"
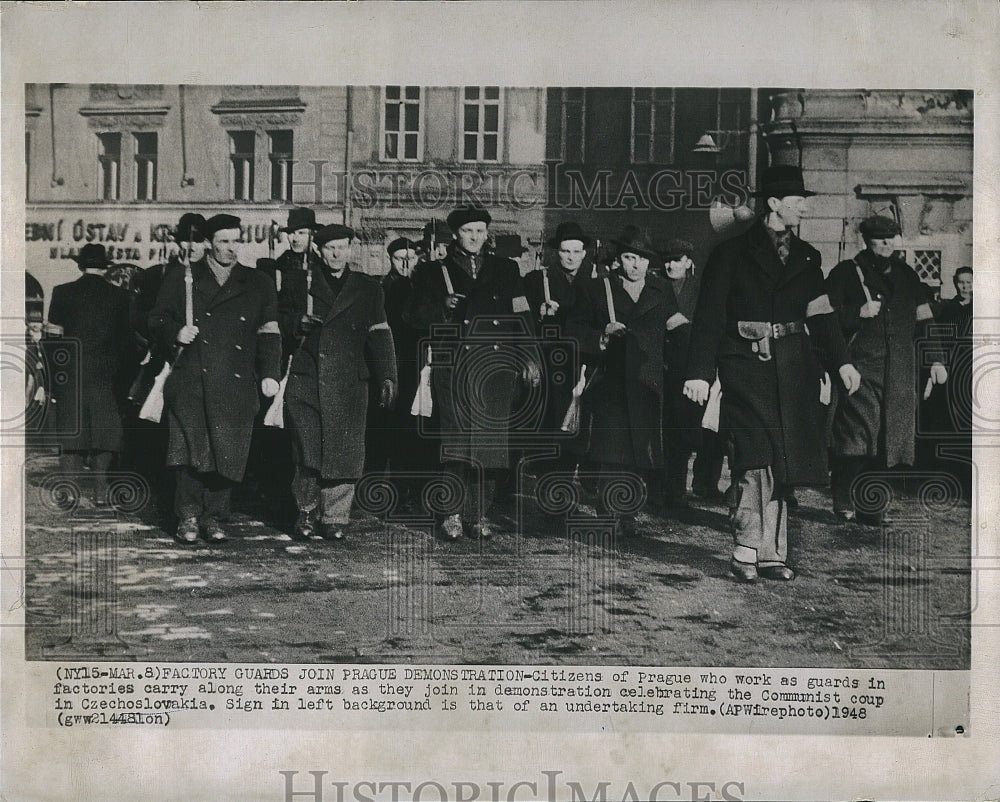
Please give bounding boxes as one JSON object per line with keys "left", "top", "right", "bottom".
{"left": 134, "top": 132, "right": 157, "bottom": 201}
{"left": 909, "top": 249, "right": 943, "bottom": 287}
{"left": 630, "top": 88, "right": 674, "bottom": 164}
{"left": 98, "top": 132, "right": 121, "bottom": 201}
{"left": 268, "top": 130, "right": 293, "bottom": 201}
{"left": 382, "top": 86, "right": 422, "bottom": 162}
{"left": 462, "top": 86, "right": 502, "bottom": 162}
{"left": 547, "top": 88, "right": 586, "bottom": 163}
{"left": 25, "top": 132, "right": 30, "bottom": 199}
{"left": 229, "top": 131, "right": 255, "bottom": 201}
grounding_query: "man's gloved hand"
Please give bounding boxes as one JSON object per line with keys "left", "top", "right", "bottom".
{"left": 839, "top": 363, "right": 862, "bottom": 395}
{"left": 297, "top": 314, "right": 323, "bottom": 336}
{"left": 261, "top": 378, "right": 280, "bottom": 397}
{"left": 176, "top": 324, "right": 199, "bottom": 344}
{"left": 540, "top": 300, "right": 560, "bottom": 318}
{"left": 379, "top": 378, "right": 397, "bottom": 409}
{"left": 599, "top": 321, "right": 627, "bottom": 350}
{"left": 683, "top": 379, "right": 711, "bottom": 405}
{"left": 860, "top": 299, "right": 882, "bottom": 319}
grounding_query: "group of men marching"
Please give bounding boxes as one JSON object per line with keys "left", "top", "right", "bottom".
{"left": 41, "top": 164, "right": 957, "bottom": 584}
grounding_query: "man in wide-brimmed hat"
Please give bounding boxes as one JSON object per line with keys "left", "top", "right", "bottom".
{"left": 684, "top": 165, "right": 862, "bottom": 583}
{"left": 405, "top": 205, "right": 539, "bottom": 540}
{"left": 277, "top": 223, "right": 397, "bottom": 541}
{"left": 48, "top": 243, "right": 132, "bottom": 506}
{"left": 149, "top": 213, "right": 283, "bottom": 544}
{"left": 260, "top": 207, "right": 324, "bottom": 294}
{"left": 567, "top": 226, "right": 691, "bottom": 537}
{"left": 826, "top": 214, "right": 948, "bottom": 524}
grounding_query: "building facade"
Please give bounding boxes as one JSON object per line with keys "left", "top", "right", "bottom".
{"left": 24, "top": 84, "right": 548, "bottom": 305}
{"left": 764, "top": 89, "right": 973, "bottom": 296}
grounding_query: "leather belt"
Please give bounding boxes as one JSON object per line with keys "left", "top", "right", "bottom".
{"left": 734, "top": 319, "right": 807, "bottom": 361}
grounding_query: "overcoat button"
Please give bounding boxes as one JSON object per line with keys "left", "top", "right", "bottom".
{"left": 492, "top": 320, "right": 499, "bottom": 326}
{"left": 234, "top": 373, "right": 241, "bottom": 378}
{"left": 493, "top": 345, "right": 500, "bottom": 351}
{"left": 235, "top": 345, "right": 242, "bottom": 350}
{"left": 206, "top": 311, "right": 212, "bottom": 317}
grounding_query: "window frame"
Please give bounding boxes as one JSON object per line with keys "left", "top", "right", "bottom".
{"left": 133, "top": 131, "right": 158, "bottom": 201}
{"left": 630, "top": 88, "right": 675, "bottom": 165}
{"left": 379, "top": 86, "right": 424, "bottom": 163}
{"left": 460, "top": 86, "right": 504, "bottom": 164}
{"left": 229, "top": 130, "right": 256, "bottom": 202}
{"left": 268, "top": 129, "right": 294, "bottom": 201}
{"left": 97, "top": 131, "right": 122, "bottom": 202}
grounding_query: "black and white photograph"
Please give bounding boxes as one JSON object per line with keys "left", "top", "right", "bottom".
{"left": 2, "top": 3, "right": 997, "bottom": 802}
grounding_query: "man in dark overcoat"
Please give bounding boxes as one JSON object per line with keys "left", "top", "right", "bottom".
{"left": 523, "top": 221, "right": 592, "bottom": 488}
{"left": 278, "top": 224, "right": 397, "bottom": 541}
{"left": 684, "top": 166, "right": 861, "bottom": 582}
{"left": 149, "top": 214, "right": 282, "bottom": 543}
{"left": 47, "top": 243, "right": 132, "bottom": 505}
{"left": 126, "top": 213, "right": 206, "bottom": 510}
{"left": 653, "top": 238, "right": 705, "bottom": 510}
{"left": 567, "top": 229, "right": 690, "bottom": 537}
{"left": 364, "top": 237, "right": 429, "bottom": 507}
{"left": 404, "top": 206, "right": 539, "bottom": 540}
{"left": 826, "top": 214, "right": 948, "bottom": 523}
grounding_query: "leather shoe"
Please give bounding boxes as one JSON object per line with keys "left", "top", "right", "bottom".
{"left": 201, "top": 518, "right": 227, "bottom": 542}
{"left": 292, "top": 510, "right": 320, "bottom": 540}
{"left": 175, "top": 517, "right": 199, "bottom": 544}
{"left": 835, "top": 509, "right": 856, "bottom": 522}
{"left": 439, "top": 514, "right": 463, "bottom": 541}
{"left": 319, "top": 523, "right": 345, "bottom": 541}
{"left": 758, "top": 564, "right": 796, "bottom": 581}
{"left": 729, "top": 558, "right": 758, "bottom": 583}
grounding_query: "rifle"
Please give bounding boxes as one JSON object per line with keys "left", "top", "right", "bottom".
{"left": 139, "top": 235, "right": 195, "bottom": 423}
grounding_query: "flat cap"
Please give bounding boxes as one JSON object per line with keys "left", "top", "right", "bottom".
{"left": 660, "top": 238, "right": 694, "bottom": 262}
{"left": 859, "top": 215, "right": 901, "bottom": 240}
{"left": 203, "top": 214, "right": 243, "bottom": 238}
{"left": 447, "top": 206, "right": 491, "bottom": 231}
{"left": 314, "top": 224, "right": 356, "bottom": 248}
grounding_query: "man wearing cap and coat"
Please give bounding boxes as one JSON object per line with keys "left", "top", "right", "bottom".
{"left": 365, "top": 237, "right": 429, "bottom": 505}
{"left": 149, "top": 214, "right": 282, "bottom": 543}
{"left": 47, "top": 243, "right": 132, "bottom": 504}
{"left": 278, "top": 224, "right": 397, "bottom": 540}
{"left": 826, "top": 214, "right": 948, "bottom": 523}
{"left": 404, "top": 205, "right": 539, "bottom": 540}
{"left": 684, "top": 165, "right": 862, "bottom": 582}
{"left": 523, "top": 221, "right": 593, "bottom": 487}
{"left": 126, "top": 212, "right": 207, "bottom": 509}
{"left": 568, "top": 228, "right": 691, "bottom": 537}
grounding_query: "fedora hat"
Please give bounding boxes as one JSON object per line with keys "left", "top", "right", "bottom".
{"left": 546, "top": 221, "right": 592, "bottom": 249}
{"left": 493, "top": 234, "right": 529, "bottom": 260}
{"left": 753, "top": 165, "right": 816, "bottom": 199}
{"left": 282, "top": 207, "right": 321, "bottom": 233}
{"left": 176, "top": 213, "right": 206, "bottom": 243}
{"left": 612, "top": 227, "right": 658, "bottom": 261}
{"left": 75, "top": 243, "right": 111, "bottom": 270}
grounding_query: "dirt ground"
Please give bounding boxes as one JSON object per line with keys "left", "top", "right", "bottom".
{"left": 22, "top": 453, "right": 970, "bottom": 669}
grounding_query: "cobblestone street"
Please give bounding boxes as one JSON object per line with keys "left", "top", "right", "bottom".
{"left": 21, "top": 453, "right": 972, "bottom": 669}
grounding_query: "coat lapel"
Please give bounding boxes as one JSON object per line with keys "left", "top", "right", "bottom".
{"left": 629, "top": 277, "right": 665, "bottom": 321}
{"left": 204, "top": 262, "right": 250, "bottom": 310}
{"left": 776, "top": 236, "right": 812, "bottom": 288}
{"left": 308, "top": 265, "right": 336, "bottom": 312}
{"left": 744, "top": 222, "right": 786, "bottom": 286}
{"left": 322, "top": 268, "right": 363, "bottom": 322}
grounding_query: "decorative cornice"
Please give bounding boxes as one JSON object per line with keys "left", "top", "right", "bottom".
{"left": 855, "top": 174, "right": 969, "bottom": 198}
{"left": 79, "top": 105, "right": 170, "bottom": 129}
